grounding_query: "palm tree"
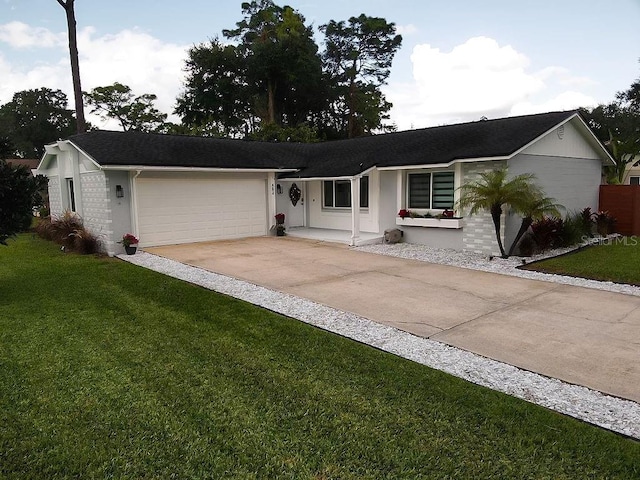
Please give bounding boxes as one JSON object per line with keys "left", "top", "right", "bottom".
{"left": 507, "top": 191, "right": 562, "bottom": 256}
{"left": 457, "top": 168, "right": 537, "bottom": 258}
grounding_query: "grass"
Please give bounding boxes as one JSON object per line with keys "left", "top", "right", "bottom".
{"left": 1, "top": 235, "right": 639, "bottom": 479}
{"left": 524, "top": 237, "right": 640, "bottom": 285}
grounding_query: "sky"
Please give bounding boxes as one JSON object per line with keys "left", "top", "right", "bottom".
{"left": 1, "top": 0, "right": 639, "bottom": 132}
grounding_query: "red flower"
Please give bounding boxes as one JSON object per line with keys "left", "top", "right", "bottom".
{"left": 119, "top": 233, "right": 139, "bottom": 247}
{"left": 398, "top": 209, "right": 410, "bottom": 219}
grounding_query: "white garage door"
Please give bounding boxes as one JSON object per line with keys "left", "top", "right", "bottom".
{"left": 136, "top": 176, "right": 267, "bottom": 247}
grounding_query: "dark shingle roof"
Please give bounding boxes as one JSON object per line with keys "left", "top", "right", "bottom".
{"left": 287, "top": 110, "right": 578, "bottom": 178}
{"left": 69, "top": 130, "right": 306, "bottom": 170}
{"left": 67, "top": 111, "right": 578, "bottom": 177}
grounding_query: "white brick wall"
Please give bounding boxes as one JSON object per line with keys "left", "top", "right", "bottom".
{"left": 48, "top": 176, "right": 63, "bottom": 217}
{"left": 80, "top": 171, "right": 113, "bottom": 251}
{"left": 461, "top": 161, "right": 507, "bottom": 255}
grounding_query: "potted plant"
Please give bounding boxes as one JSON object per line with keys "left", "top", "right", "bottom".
{"left": 398, "top": 209, "right": 410, "bottom": 219}
{"left": 275, "top": 213, "right": 286, "bottom": 236}
{"left": 119, "top": 233, "right": 139, "bottom": 255}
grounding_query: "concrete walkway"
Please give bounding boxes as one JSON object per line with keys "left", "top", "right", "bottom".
{"left": 147, "top": 237, "right": 640, "bottom": 403}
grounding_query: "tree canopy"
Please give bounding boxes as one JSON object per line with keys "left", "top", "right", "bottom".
{"left": 581, "top": 73, "right": 640, "bottom": 184}
{"left": 0, "top": 158, "right": 48, "bottom": 245}
{"left": 321, "top": 14, "right": 402, "bottom": 138}
{"left": 176, "top": 0, "right": 402, "bottom": 141}
{"left": 0, "top": 88, "right": 77, "bottom": 158}
{"left": 84, "top": 83, "right": 168, "bottom": 132}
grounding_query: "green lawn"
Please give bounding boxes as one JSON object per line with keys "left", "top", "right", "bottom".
{"left": 524, "top": 237, "right": 640, "bottom": 285}
{"left": 1, "top": 235, "right": 639, "bottom": 479}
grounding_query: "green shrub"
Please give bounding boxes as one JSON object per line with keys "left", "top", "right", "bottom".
{"left": 593, "top": 211, "right": 616, "bottom": 236}
{"left": 559, "top": 212, "right": 586, "bottom": 247}
{"left": 531, "top": 217, "right": 563, "bottom": 251}
{"left": 579, "top": 207, "right": 594, "bottom": 237}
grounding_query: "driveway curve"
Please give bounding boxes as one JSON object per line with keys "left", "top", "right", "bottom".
{"left": 147, "top": 237, "right": 640, "bottom": 403}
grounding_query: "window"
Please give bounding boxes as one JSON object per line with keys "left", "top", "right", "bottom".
{"left": 360, "top": 176, "right": 369, "bottom": 208}
{"left": 408, "top": 172, "right": 454, "bottom": 209}
{"left": 66, "top": 178, "right": 76, "bottom": 212}
{"left": 630, "top": 176, "right": 640, "bottom": 185}
{"left": 323, "top": 177, "right": 369, "bottom": 209}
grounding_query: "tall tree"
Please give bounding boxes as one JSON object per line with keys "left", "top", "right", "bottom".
{"left": 0, "top": 88, "right": 77, "bottom": 158}
{"left": 223, "top": 0, "right": 325, "bottom": 127}
{"left": 177, "top": 1, "right": 325, "bottom": 137}
{"left": 321, "top": 14, "right": 402, "bottom": 138}
{"left": 176, "top": 2, "right": 402, "bottom": 141}
{"left": 56, "top": 0, "right": 86, "bottom": 133}
{"left": 85, "top": 83, "right": 168, "bottom": 132}
{"left": 176, "top": 40, "right": 253, "bottom": 137}
{"left": 457, "top": 169, "right": 539, "bottom": 258}
{"left": 581, "top": 73, "right": 640, "bottom": 183}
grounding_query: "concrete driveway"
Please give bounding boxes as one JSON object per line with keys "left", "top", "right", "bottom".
{"left": 147, "top": 237, "right": 640, "bottom": 403}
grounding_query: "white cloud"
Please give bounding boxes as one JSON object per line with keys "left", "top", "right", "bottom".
{"left": 0, "top": 22, "right": 189, "bottom": 129}
{"left": 385, "top": 36, "right": 597, "bottom": 130}
{"left": 77, "top": 27, "right": 189, "bottom": 127}
{"left": 0, "top": 21, "right": 65, "bottom": 48}
{"left": 510, "top": 91, "right": 598, "bottom": 117}
{"left": 396, "top": 24, "right": 418, "bottom": 36}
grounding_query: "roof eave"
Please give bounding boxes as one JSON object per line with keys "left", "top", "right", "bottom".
{"left": 280, "top": 166, "right": 377, "bottom": 181}
{"left": 101, "top": 165, "right": 300, "bottom": 173}
{"left": 377, "top": 156, "right": 511, "bottom": 171}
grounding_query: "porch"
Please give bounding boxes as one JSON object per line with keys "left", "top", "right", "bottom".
{"left": 286, "top": 227, "right": 384, "bottom": 246}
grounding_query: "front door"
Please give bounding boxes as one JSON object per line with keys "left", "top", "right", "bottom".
{"left": 276, "top": 181, "right": 305, "bottom": 227}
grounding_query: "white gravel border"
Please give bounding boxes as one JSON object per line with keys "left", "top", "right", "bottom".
{"left": 119, "top": 250, "right": 640, "bottom": 440}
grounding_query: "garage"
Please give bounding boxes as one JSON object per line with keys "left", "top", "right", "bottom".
{"left": 136, "top": 174, "right": 268, "bottom": 247}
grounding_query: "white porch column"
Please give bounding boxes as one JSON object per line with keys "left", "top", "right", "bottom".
{"left": 453, "top": 162, "right": 463, "bottom": 216}
{"left": 350, "top": 177, "right": 360, "bottom": 246}
{"left": 396, "top": 170, "right": 404, "bottom": 213}
{"left": 129, "top": 170, "right": 142, "bottom": 239}
{"left": 267, "top": 172, "right": 277, "bottom": 231}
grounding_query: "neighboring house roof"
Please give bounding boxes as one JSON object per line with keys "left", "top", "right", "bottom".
{"left": 44, "top": 110, "right": 606, "bottom": 178}
{"left": 6, "top": 158, "right": 39, "bottom": 170}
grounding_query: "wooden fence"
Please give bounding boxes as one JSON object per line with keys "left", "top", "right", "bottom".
{"left": 599, "top": 185, "right": 640, "bottom": 236}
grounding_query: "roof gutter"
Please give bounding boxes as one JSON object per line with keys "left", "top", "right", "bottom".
{"left": 280, "top": 165, "right": 378, "bottom": 181}
{"left": 280, "top": 175, "right": 355, "bottom": 181}
{"left": 377, "top": 156, "right": 511, "bottom": 171}
{"left": 100, "top": 165, "right": 300, "bottom": 173}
